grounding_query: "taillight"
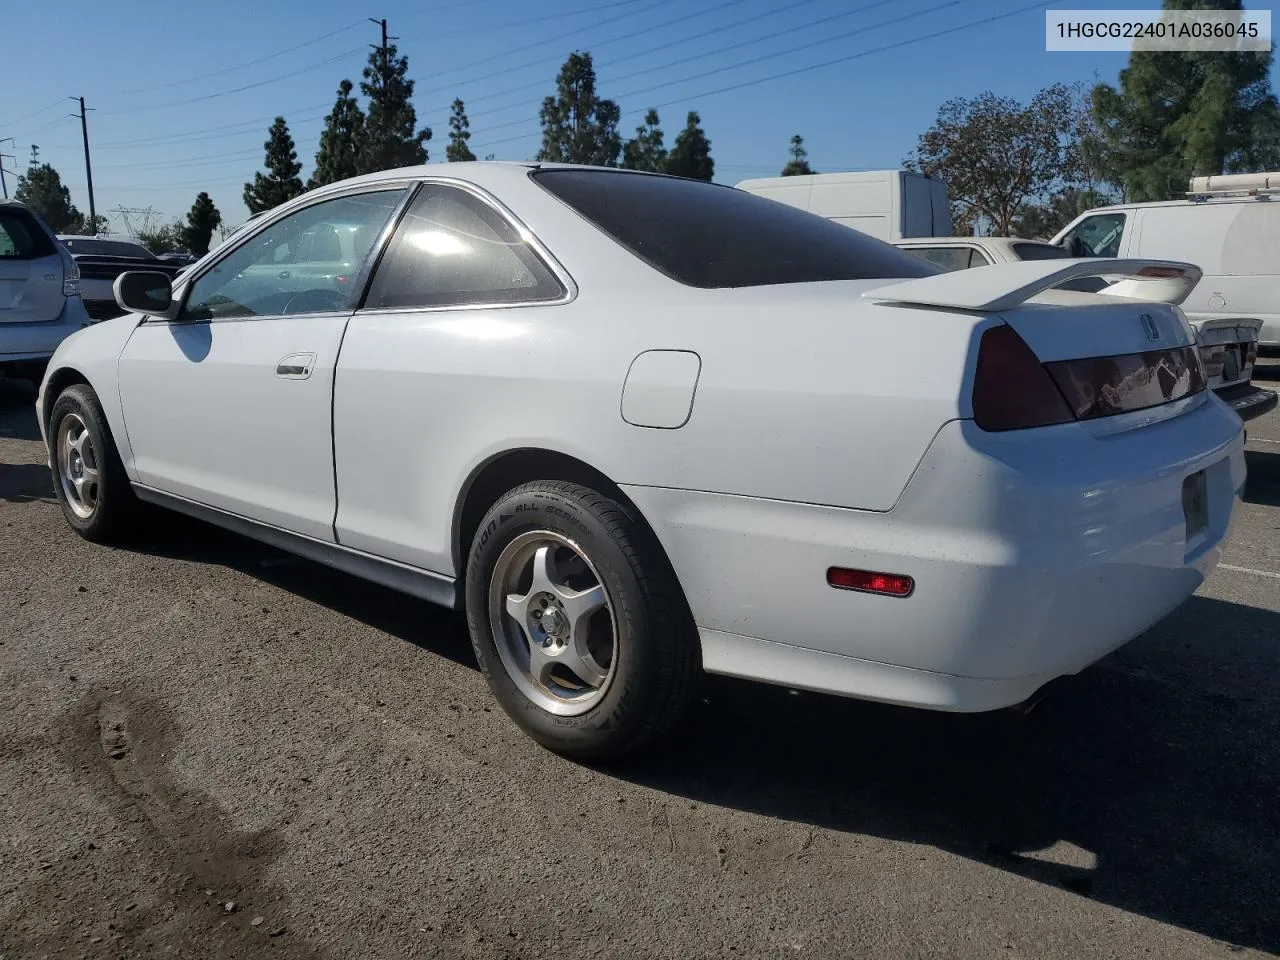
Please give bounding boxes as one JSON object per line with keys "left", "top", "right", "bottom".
{"left": 971, "top": 325, "right": 1074, "bottom": 431}
{"left": 972, "top": 325, "right": 1206, "bottom": 431}
{"left": 1045, "top": 347, "right": 1205, "bottom": 420}
{"left": 63, "top": 259, "right": 80, "bottom": 297}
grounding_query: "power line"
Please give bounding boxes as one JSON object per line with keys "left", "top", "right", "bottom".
{"left": 98, "top": 47, "right": 366, "bottom": 116}
{"left": 415, "top": 0, "right": 739, "bottom": 104}
{"left": 468, "top": 0, "right": 1051, "bottom": 153}
{"left": 91, "top": 105, "right": 332, "bottom": 149}
{"left": 467, "top": 0, "right": 973, "bottom": 140}
{"left": 103, "top": 20, "right": 368, "bottom": 96}
{"left": 415, "top": 0, "right": 706, "bottom": 95}
{"left": 431, "top": 0, "right": 874, "bottom": 123}
{"left": 0, "top": 98, "right": 67, "bottom": 129}
{"left": 428, "top": 0, "right": 651, "bottom": 39}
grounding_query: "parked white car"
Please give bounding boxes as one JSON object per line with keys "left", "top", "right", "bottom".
{"left": 896, "top": 235, "right": 1278, "bottom": 424}
{"left": 1051, "top": 171, "right": 1280, "bottom": 348}
{"left": 0, "top": 200, "right": 91, "bottom": 384}
{"left": 36, "top": 163, "right": 1245, "bottom": 759}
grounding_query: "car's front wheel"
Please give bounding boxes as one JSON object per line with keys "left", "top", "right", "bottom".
{"left": 48, "top": 383, "right": 139, "bottom": 543}
{"left": 465, "top": 480, "right": 700, "bottom": 760}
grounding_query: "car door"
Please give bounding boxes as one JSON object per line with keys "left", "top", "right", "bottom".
{"left": 332, "top": 181, "right": 571, "bottom": 572}
{"left": 116, "top": 184, "right": 410, "bottom": 540}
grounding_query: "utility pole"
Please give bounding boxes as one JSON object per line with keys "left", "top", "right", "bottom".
{"left": 0, "top": 137, "right": 13, "bottom": 198}
{"left": 71, "top": 97, "right": 97, "bottom": 235}
{"left": 29, "top": 144, "right": 39, "bottom": 167}
{"left": 368, "top": 17, "right": 397, "bottom": 80}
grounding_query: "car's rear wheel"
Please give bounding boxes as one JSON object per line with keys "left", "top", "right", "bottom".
{"left": 48, "top": 384, "right": 139, "bottom": 543}
{"left": 465, "top": 480, "right": 700, "bottom": 760}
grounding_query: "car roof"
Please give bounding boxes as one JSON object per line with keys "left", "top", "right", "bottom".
{"left": 896, "top": 237, "right": 1041, "bottom": 252}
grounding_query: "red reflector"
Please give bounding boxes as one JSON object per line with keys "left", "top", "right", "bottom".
{"left": 827, "top": 567, "right": 914, "bottom": 597}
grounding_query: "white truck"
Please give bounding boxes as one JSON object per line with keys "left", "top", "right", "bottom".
{"left": 1052, "top": 172, "right": 1280, "bottom": 349}
{"left": 735, "top": 170, "right": 952, "bottom": 241}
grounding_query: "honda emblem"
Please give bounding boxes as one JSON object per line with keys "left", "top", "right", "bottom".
{"left": 1140, "top": 313, "right": 1160, "bottom": 341}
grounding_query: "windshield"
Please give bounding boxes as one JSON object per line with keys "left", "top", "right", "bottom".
{"left": 532, "top": 169, "right": 937, "bottom": 288}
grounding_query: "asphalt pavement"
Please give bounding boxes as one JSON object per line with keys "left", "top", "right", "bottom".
{"left": 1, "top": 362, "right": 1277, "bottom": 960}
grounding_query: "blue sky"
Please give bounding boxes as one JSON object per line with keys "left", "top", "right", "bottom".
{"left": 0, "top": 0, "right": 1222, "bottom": 233}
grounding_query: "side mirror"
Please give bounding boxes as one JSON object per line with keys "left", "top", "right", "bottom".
{"left": 113, "top": 271, "right": 176, "bottom": 318}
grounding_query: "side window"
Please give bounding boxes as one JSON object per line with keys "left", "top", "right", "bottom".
{"left": 1060, "top": 213, "right": 1126, "bottom": 258}
{"left": 364, "top": 184, "right": 565, "bottom": 310}
{"left": 181, "top": 188, "right": 406, "bottom": 321}
{"left": 966, "top": 248, "right": 993, "bottom": 267}
{"left": 907, "top": 246, "right": 973, "bottom": 272}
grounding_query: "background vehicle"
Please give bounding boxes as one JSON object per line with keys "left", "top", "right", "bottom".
{"left": 57, "top": 235, "right": 183, "bottom": 322}
{"left": 735, "top": 169, "right": 952, "bottom": 241}
{"left": 897, "top": 235, "right": 1278, "bottom": 424}
{"left": 36, "top": 163, "right": 1244, "bottom": 760}
{"left": 1052, "top": 171, "right": 1280, "bottom": 349}
{"left": 0, "top": 200, "right": 91, "bottom": 384}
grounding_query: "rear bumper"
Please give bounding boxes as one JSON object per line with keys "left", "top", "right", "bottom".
{"left": 1216, "top": 382, "right": 1279, "bottom": 422}
{"left": 625, "top": 396, "right": 1245, "bottom": 710}
{"left": 0, "top": 298, "right": 91, "bottom": 366}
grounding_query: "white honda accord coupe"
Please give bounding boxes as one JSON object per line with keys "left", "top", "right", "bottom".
{"left": 36, "top": 162, "right": 1245, "bottom": 759}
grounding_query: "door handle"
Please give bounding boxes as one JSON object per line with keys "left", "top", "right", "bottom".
{"left": 278, "top": 270, "right": 291, "bottom": 279}
{"left": 276, "top": 352, "right": 316, "bottom": 380}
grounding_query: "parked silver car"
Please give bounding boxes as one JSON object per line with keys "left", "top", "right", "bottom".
{"left": 0, "top": 200, "right": 91, "bottom": 384}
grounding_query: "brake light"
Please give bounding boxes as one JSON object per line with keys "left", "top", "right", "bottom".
{"left": 827, "top": 567, "right": 914, "bottom": 597}
{"left": 1136, "top": 266, "right": 1186, "bottom": 279}
{"left": 971, "top": 325, "right": 1074, "bottom": 431}
{"left": 1045, "top": 347, "right": 1205, "bottom": 420}
{"left": 63, "top": 259, "right": 80, "bottom": 297}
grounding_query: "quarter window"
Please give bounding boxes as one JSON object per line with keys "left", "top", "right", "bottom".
{"left": 364, "top": 184, "right": 565, "bottom": 310}
{"left": 180, "top": 188, "right": 406, "bottom": 321}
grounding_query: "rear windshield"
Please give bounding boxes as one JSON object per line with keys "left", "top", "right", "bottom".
{"left": 0, "top": 209, "right": 56, "bottom": 260}
{"left": 61, "top": 237, "right": 154, "bottom": 259}
{"left": 1011, "top": 241, "right": 1070, "bottom": 261}
{"left": 531, "top": 169, "right": 937, "bottom": 288}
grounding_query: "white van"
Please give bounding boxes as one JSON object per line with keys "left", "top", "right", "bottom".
{"left": 1052, "top": 172, "right": 1280, "bottom": 347}
{"left": 735, "top": 170, "right": 952, "bottom": 241}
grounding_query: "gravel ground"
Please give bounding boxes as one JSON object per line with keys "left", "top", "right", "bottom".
{"left": 1, "top": 364, "right": 1278, "bottom": 960}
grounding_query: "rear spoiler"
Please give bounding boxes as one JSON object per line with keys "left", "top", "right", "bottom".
{"left": 863, "top": 258, "right": 1203, "bottom": 312}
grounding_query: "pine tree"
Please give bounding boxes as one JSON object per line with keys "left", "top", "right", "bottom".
{"left": 360, "top": 40, "right": 431, "bottom": 172}
{"left": 537, "top": 52, "right": 621, "bottom": 166}
{"left": 664, "top": 112, "right": 714, "bottom": 181}
{"left": 780, "top": 135, "right": 814, "bottom": 177}
{"left": 14, "top": 163, "right": 80, "bottom": 232}
{"left": 243, "top": 117, "right": 305, "bottom": 215}
{"left": 178, "top": 193, "right": 222, "bottom": 257}
{"left": 310, "top": 80, "right": 366, "bottom": 188}
{"left": 621, "top": 109, "right": 667, "bottom": 172}
{"left": 1093, "top": 0, "right": 1280, "bottom": 200}
{"left": 447, "top": 99, "right": 476, "bottom": 162}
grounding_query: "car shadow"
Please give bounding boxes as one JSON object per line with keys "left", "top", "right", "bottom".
{"left": 0, "top": 377, "right": 42, "bottom": 441}
{"left": 1244, "top": 449, "right": 1280, "bottom": 507}
{"left": 0, "top": 462, "right": 55, "bottom": 503}
{"left": 611, "top": 595, "right": 1280, "bottom": 952}
{"left": 132, "top": 509, "right": 1280, "bottom": 951}
{"left": 131, "top": 513, "right": 478, "bottom": 671}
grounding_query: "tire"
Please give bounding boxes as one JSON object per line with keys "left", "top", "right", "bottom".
{"left": 48, "top": 383, "right": 140, "bottom": 544}
{"left": 465, "top": 480, "right": 700, "bottom": 761}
